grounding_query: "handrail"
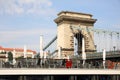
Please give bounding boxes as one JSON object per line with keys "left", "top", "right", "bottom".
{"left": 43, "top": 35, "right": 57, "bottom": 51}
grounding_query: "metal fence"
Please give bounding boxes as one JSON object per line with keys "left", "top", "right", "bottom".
{"left": 0, "top": 58, "right": 120, "bottom": 69}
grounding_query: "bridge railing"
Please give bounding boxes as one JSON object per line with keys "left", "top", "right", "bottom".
{"left": 0, "top": 59, "right": 115, "bottom": 69}
{"left": 43, "top": 36, "right": 57, "bottom": 51}
{"left": 0, "top": 54, "right": 120, "bottom": 69}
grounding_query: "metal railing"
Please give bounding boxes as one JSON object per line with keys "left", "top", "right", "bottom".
{"left": 43, "top": 36, "right": 57, "bottom": 51}
{"left": 0, "top": 58, "right": 120, "bottom": 69}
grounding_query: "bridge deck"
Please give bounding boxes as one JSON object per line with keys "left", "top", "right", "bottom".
{"left": 0, "top": 68, "right": 120, "bottom": 75}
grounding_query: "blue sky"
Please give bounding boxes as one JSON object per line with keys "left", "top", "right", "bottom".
{"left": 0, "top": 0, "right": 120, "bottom": 52}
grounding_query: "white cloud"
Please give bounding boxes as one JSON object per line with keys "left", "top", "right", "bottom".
{"left": 0, "top": 28, "right": 56, "bottom": 43}
{"left": 0, "top": 27, "right": 57, "bottom": 52}
{"left": 0, "top": 0, "right": 55, "bottom": 15}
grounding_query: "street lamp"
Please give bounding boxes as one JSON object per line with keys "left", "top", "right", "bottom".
{"left": 113, "top": 46, "right": 116, "bottom": 53}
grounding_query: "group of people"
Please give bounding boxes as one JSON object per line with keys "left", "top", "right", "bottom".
{"left": 62, "top": 59, "right": 72, "bottom": 68}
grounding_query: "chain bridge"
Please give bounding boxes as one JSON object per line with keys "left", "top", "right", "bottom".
{"left": 0, "top": 11, "right": 120, "bottom": 79}
{"left": 44, "top": 11, "right": 120, "bottom": 60}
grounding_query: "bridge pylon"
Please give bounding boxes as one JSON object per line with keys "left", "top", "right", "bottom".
{"left": 54, "top": 11, "right": 97, "bottom": 58}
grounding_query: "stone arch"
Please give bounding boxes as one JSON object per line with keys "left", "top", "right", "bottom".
{"left": 74, "top": 31, "right": 89, "bottom": 54}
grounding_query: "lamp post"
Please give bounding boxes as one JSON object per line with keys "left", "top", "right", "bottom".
{"left": 113, "top": 46, "right": 116, "bottom": 53}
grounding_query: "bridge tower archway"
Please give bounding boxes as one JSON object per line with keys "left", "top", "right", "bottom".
{"left": 54, "top": 11, "right": 97, "bottom": 58}
{"left": 74, "top": 32, "right": 83, "bottom": 55}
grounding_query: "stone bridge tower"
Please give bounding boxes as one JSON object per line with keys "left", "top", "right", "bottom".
{"left": 54, "top": 11, "right": 97, "bottom": 58}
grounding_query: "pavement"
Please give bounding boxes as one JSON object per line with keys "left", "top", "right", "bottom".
{"left": 0, "top": 68, "right": 120, "bottom": 75}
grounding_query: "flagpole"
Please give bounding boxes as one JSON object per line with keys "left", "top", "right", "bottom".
{"left": 24, "top": 45, "right": 27, "bottom": 58}
{"left": 40, "top": 35, "right": 44, "bottom": 67}
{"left": 40, "top": 35, "right": 43, "bottom": 58}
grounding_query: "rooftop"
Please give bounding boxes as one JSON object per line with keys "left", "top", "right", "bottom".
{"left": 0, "top": 46, "right": 36, "bottom": 54}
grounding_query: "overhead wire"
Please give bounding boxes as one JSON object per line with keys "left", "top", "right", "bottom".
{"left": 116, "top": 32, "right": 119, "bottom": 52}
{"left": 110, "top": 32, "right": 113, "bottom": 51}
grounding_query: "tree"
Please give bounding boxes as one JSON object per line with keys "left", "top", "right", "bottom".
{"left": 0, "top": 51, "right": 6, "bottom": 54}
{"left": 8, "top": 52, "right": 13, "bottom": 62}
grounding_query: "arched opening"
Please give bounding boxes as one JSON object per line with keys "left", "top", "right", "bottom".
{"left": 74, "top": 32, "right": 84, "bottom": 55}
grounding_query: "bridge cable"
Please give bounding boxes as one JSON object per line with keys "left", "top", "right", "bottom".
{"left": 103, "top": 31, "right": 107, "bottom": 51}
{"left": 97, "top": 32, "right": 100, "bottom": 52}
{"left": 114, "top": 33, "right": 117, "bottom": 52}
{"left": 117, "top": 33, "right": 120, "bottom": 50}
{"left": 110, "top": 32, "right": 113, "bottom": 51}
{"left": 95, "top": 31, "right": 100, "bottom": 52}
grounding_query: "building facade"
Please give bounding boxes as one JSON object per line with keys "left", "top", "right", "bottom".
{"left": 0, "top": 46, "right": 36, "bottom": 61}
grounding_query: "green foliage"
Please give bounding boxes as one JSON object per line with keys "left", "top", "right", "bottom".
{"left": 27, "top": 57, "right": 32, "bottom": 59}
{"left": 8, "top": 52, "right": 13, "bottom": 62}
{"left": 34, "top": 53, "right": 40, "bottom": 58}
{"left": 17, "top": 56, "right": 24, "bottom": 59}
{"left": 0, "top": 51, "right": 6, "bottom": 54}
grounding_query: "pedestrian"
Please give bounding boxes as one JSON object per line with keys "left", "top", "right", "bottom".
{"left": 62, "top": 59, "right": 66, "bottom": 67}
